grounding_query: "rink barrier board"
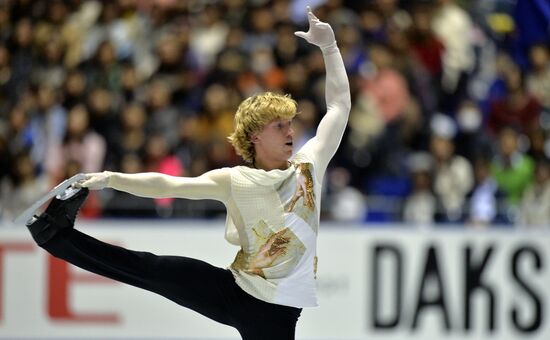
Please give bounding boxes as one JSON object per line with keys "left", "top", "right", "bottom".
{"left": 0, "top": 220, "right": 548, "bottom": 340}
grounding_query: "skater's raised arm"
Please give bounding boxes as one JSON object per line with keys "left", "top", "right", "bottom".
{"left": 294, "top": 7, "right": 351, "bottom": 180}
{"left": 75, "top": 169, "right": 231, "bottom": 203}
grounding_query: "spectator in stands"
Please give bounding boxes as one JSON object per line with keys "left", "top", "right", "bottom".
{"left": 481, "top": 52, "right": 516, "bottom": 115}
{"left": 48, "top": 104, "right": 106, "bottom": 182}
{"left": 407, "top": 4, "right": 445, "bottom": 83}
{"left": 455, "top": 99, "right": 493, "bottom": 161}
{"left": 487, "top": 62, "right": 541, "bottom": 134}
{"left": 109, "top": 102, "right": 147, "bottom": 170}
{"left": 350, "top": 42, "right": 410, "bottom": 148}
{"left": 358, "top": 5, "right": 385, "bottom": 43}
{"left": 86, "top": 87, "right": 119, "bottom": 145}
{"left": 30, "top": 85, "right": 67, "bottom": 171}
{"left": 81, "top": 2, "right": 120, "bottom": 61}
{"left": 374, "top": 0, "right": 405, "bottom": 26}
{"left": 34, "top": 0, "right": 71, "bottom": 38}
{"left": 189, "top": 4, "right": 229, "bottom": 69}
{"left": 154, "top": 31, "right": 195, "bottom": 91}
{"left": 527, "top": 127, "right": 548, "bottom": 161}
{"left": 365, "top": 42, "right": 410, "bottom": 124}
{"left": 526, "top": 42, "right": 550, "bottom": 110}
{"left": 432, "top": 0, "right": 475, "bottom": 112}
{"left": 84, "top": 40, "right": 123, "bottom": 92}
{"left": 292, "top": 99, "right": 318, "bottom": 151}
{"left": 0, "top": 44, "right": 16, "bottom": 116}
{"left": 10, "top": 18, "right": 34, "bottom": 95}
{"left": 210, "top": 26, "right": 247, "bottom": 85}
{"left": 145, "top": 78, "right": 180, "bottom": 149}
{"left": 467, "top": 156, "right": 502, "bottom": 227}
{"left": 32, "top": 33, "right": 67, "bottom": 89}
{"left": 328, "top": 7, "right": 362, "bottom": 73}
{"left": 236, "top": 45, "right": 282, "bottom": 96}
{"left": 327, "top": 167, "right": 367, "bottom": 222}
{"left": 102, "top": 0, "right": 153, "bottom": 73}
{"left": 176, "top": 115, "right": 209, "bottom": 176}
{"left": 282, "top": 61, "right": 309, "bottom": 100}
{"left": 61, "top": 1, "right": 103, "bottom": 69}
{"left": 403, "top": 152, "right": 436, "bottom": 225}
{"left": 62, "top": 69, "right": 87, "bottom": 110}
{"left": 242, "top": 5, "right": 277, "bottom": 53}
{"left": 388, "top": 20, "right": 438, "bottom": 117}
{"left": 0, "top": 150, "right": 49, "bottom": 221}
{"left": 274, "top": 22, "right": 304, "bottom": 67}
{"left": 491, "top": 126, "right": 535, "bottom": 209}
{"left": 194, "top": 83, "right": 241, "bottom": 169}
{"left": 0, "top": 3, "right": 11, "bottom": 43}
{"left": 518, "top": 157, "right": 550, "bottom": 228}
{"left": 120, "top": 62, "right": 144, "bottom": 105}
{"left": 4, "top": 105, "right": 30, "bottom": 156}
{"left": 430, "top": 114, "right": 473, "bottom": 222}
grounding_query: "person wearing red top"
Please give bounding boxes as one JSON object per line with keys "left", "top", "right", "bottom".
{"left": 487, "top": 64, "right": 541, "bottom": 134}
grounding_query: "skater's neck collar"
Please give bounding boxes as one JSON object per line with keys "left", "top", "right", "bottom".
{"left": 237, "top": 161, "right": 295, "bottom": 186}
{"left": 252, "top": 159, "right": 292, "bottom": 171}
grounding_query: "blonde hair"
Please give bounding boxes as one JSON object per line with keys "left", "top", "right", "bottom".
{"left": 228, "top": 92, "right": 297, "bottom": 164}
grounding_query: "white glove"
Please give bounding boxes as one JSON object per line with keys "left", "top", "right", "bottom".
{"left": 73, "top": 171, "right": 113, "bottom": 190}
{"left": 294, "top": 6, "right": 336, "bottom": 50}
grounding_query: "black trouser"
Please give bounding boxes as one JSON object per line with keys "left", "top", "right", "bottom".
{"left": 42, "top": 229, "right": 302, "bottom": 340}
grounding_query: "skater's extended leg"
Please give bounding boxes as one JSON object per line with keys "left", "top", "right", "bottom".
{"left": 27, "top": 188, "right": 237, "bottom": 326}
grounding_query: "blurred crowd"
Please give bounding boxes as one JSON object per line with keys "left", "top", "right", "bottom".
{"left": 0, "top": 0, "right": 549, "bottom": 228}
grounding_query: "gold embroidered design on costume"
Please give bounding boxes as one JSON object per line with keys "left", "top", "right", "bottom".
{"left": 246, "top": 228, "right": 291, "bottom": 277}
{"left": 287, "top": 163, "right": 315, "bottom": 212}
{"left": 314, "top": 255, "right": 318, "bottom": 279}
{"left": 231, "top": 220, "right": 305, "bottom": 279}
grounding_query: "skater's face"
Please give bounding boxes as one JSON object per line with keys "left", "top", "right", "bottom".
{"left": 252, "top": 117, "right": 295, "bottom": 168}
{"left": 228, "top": 92, "right": 297, "bottom": 165}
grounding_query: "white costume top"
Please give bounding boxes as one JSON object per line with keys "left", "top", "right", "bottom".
{"left": 108, "top": 43, "right": 350, "bottom": 308}
{"left": 226, "top": 151, "right": 320, "bottom": 307}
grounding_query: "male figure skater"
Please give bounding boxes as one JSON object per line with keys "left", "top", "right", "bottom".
{"left": 24, "top": 7, "right": 350, "bottom": 340}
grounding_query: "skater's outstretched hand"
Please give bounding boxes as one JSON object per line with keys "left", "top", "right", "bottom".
{"left": 294, "top": 6, "right": 335, "bottom": 50}
{"left": 74, "top": 171, "right": 112, "bottom": 190}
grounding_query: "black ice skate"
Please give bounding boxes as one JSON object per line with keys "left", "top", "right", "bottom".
{"left": 26, "top": 185, "right": 89, "bottom": 245}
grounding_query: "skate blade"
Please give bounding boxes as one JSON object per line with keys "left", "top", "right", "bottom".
{"left": 13, "top": 173, "right": 87, "bottom": 225}
{"left": 56, "top": 185, "right": 82, "bottom": 200}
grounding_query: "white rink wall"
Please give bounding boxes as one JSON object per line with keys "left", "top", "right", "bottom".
{"left": 0, "top": 220, "right": 549, "bottom": 340}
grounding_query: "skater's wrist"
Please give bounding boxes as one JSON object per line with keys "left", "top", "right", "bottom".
{"left": 320, "top": 41, "right": 338, "bottom": 55}
{"left": 103, "top": 171, "right": 116, "bottom": 188}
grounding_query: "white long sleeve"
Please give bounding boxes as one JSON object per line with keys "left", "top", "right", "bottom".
{"left": 298, "top": 43, "right": 351, "bottom": 182}
{"left": 107, "top": 168, "right": 231, "bottom": 203}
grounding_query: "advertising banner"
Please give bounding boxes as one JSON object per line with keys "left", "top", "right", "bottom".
{"left": 0, "top": 221, "right": 548, "bottom": 340}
